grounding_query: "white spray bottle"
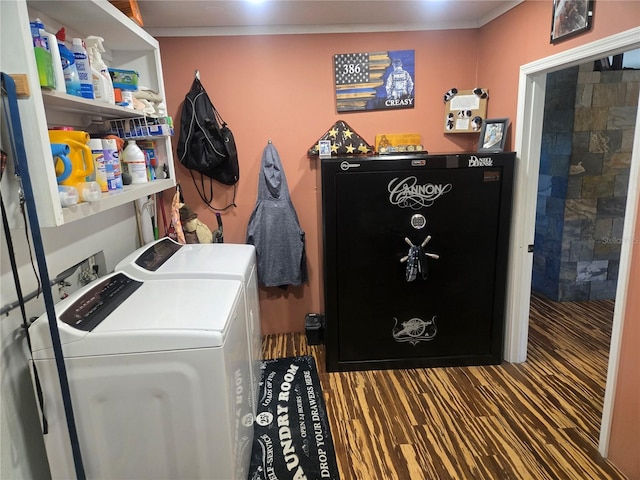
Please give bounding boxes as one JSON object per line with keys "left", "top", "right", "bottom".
{"left": 85, "top": 36, "right": 115, "bottom": 105}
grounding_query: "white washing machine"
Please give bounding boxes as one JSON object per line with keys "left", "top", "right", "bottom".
{"left": 115, "top": 237, "right": 262, "bottom": 413}
{"left": 29, "top": 272, "right": 253, "bottom": 480}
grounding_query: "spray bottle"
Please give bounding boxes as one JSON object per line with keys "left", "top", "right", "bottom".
{"left": 85, "top": 36, "right": 115, "bottom": 105}
{"left": 71, "top": 37, "right": 94, "bottom": 99}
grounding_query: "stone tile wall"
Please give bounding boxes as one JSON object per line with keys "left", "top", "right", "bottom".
{"left": 532, "top": 67, "right": 578, "bottom": 300}
{"left": 532, "top": 64, "right": 639, "bottom": 301}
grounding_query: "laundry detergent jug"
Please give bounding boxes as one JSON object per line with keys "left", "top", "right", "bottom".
{"left": 48, "top": 130, "right": 93, "bottom": 189}
{"left": 50, "top": 143, "right": 72, "bottom": 183}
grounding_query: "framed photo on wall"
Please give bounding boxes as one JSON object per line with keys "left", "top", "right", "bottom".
{"left": 478, "top": 118, "right": 510, "bottom": 152}
{"left": 551, "top": 0, "right": 594, "bottom": 43}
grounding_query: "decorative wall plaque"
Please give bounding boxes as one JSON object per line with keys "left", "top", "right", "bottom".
{"left": 334, "top": 49, "right": 415, "bottom": 113}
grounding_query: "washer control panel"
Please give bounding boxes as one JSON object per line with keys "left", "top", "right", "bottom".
{"left": 59, "top": 273, "right": 143, "bottom": 331}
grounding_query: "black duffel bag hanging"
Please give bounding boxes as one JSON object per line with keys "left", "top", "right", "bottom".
{"left": 177, "top": 74, "right": 239, "bottom": 209}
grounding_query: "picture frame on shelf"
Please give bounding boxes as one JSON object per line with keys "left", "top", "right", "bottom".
{"left": 550, "top": 0, "right": 594, "bottom": 44}
{"left": 478, "top": 118, "right": 510, "bottom": 152}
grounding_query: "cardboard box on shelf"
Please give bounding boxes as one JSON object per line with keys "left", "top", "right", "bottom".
{"left": 110, "top": 0, "right": 144, "bottom": 27}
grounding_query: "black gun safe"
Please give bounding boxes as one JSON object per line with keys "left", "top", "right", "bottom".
{"left": 319, "top": 152, "right": 515, "bottom": 372}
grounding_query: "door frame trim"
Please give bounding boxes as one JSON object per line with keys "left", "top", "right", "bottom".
{"left": 504, "top": 27, "right": 640, "bottom": 456}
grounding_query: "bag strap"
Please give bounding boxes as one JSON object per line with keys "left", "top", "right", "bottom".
{"left": 189, "top": 169, "right": 237, "bottom": 211}
{"left": 2, "top": 72, "right": 87, "bottom": 480}
{"left": 195, "top": 77, "right": 227, "bottom": 129}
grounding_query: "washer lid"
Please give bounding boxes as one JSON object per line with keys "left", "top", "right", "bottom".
{"left": 30, "top": 273, "right": 243, "bottom": 359}
{"left": 115, "top": 237, "right": 255, "bottom": 281}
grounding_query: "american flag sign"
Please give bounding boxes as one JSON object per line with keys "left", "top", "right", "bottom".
{"left": 334, "top": 49, "right": 415, "bottom": 113}
{"left": 334, "top": 53, "right": 370, "bottom": 85}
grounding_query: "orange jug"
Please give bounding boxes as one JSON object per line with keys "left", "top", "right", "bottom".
{"left": 48, "top": 130, "right": 93, "bottom": 188}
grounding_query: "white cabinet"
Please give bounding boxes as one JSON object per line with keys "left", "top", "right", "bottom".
{"left": 0, "top": 0, "right": 176, "bottom": 227}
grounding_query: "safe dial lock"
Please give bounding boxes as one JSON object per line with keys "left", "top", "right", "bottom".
{"left": 410, "top": 214, "right": 426, "bottom": 230}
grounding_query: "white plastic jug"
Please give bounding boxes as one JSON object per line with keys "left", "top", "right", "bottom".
{"left": 122, "top": 140, "right": 148, "bottom": 184}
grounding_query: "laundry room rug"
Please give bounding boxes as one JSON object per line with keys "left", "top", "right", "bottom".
{"left": 249, "top": 355, "right": 340, "bottom": 480}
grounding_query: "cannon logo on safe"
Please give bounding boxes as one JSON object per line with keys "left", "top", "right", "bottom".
{"left": 388, "top": 177, "right": 453, "bottom": 209}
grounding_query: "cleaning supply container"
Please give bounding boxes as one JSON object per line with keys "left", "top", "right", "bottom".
{"left": 122, "top": 140, "right": 148, "bottom": 184}
{"left": 101, "top": 137, "right": 123, "bottom": 192}
{"left": 88, "top": 138, "right": 108, "bottom": 192}
{"left": 50, "top": 143, "right": 72, "bottom": 183}
{"left": 38, "top": 26, "right": 65, "bottom": 93}
{"left": 29, "top": 19, "right": 55, "bottom": 89}
{"left": 71, "top": 38, "right": 94, "bottom": 99}
{"left": 85, "top": 36, "right": 115, "bottom": 104}
{"left": 48, "top": 129, "right": 93, "bottom": 190}
{"left": 55, "top": 28, "right": 81, "bottom": 97}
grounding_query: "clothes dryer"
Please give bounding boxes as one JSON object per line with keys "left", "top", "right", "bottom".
{"left": 29, "top": 273, "right": 253, "bottom": 480}
{"left": 114, "top": 237, "right": 262, "bottom": 413}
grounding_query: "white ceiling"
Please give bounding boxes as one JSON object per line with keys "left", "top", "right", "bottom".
{"left": 138, "top": 0, "right": 524, "bottom": 37}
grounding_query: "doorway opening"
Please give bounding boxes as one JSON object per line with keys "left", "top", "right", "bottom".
{"left": 533, "top": 58, "right": 638, "bottom": 303}
{"left": 529, "top": 50, "right": 639, "bottom": 454}
{"left": 505, "top": 27, "right": 640, "bottom": 456}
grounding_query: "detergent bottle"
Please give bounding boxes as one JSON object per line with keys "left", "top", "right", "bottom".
{"left": 48, "top": 129, "right": 94, "bottom": 191}
{"left": 50, "top": 143, "right": 73, "bottom": 184}
{"left": 42, "top": 30, "right": 66, "bottom": 93}
{"left": 56, "top": 28, "right": 81, "bottom": 97}
{"left": 34, "top": 21, "right": 65, "bottom": 93}
{"left": 85, "top": 36, "right": 115, "bottom": 105}
{"left": 29, "top": 18, "right": 55, "bottom": 89}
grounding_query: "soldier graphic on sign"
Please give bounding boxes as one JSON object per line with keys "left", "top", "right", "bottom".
{"left": 386, "top": 58, "right": 414, "bottom": 100}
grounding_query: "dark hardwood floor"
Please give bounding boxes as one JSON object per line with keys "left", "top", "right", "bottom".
{"left": 261, "top": 294, "right": 627, "bottom": 479}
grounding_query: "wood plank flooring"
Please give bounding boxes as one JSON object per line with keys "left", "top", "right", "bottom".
{"left": 261, "top": 294, "right": 627, "bottom": 479}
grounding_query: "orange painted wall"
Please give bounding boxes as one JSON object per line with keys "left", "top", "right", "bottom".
{"left": 478, "top": 2, "right": 639, "bottom": 478}
{"left": 158, "top": 0, "right": 639, "bottom": 475}
{"left": 159, "top": 29, "right": 482, "bottom": 334}
{"left": 609, "top": 227, "right": 640, "bottom": 478}
{"left": 159, "top": 0, "right": 639, "bottom": 336}
{"left": 477, "top": 0, "right": 640, "bottom": 131}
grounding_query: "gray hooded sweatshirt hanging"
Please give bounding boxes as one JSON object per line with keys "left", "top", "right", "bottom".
{"left": 247, "top": 143, "right": 308, "bottom": 288}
